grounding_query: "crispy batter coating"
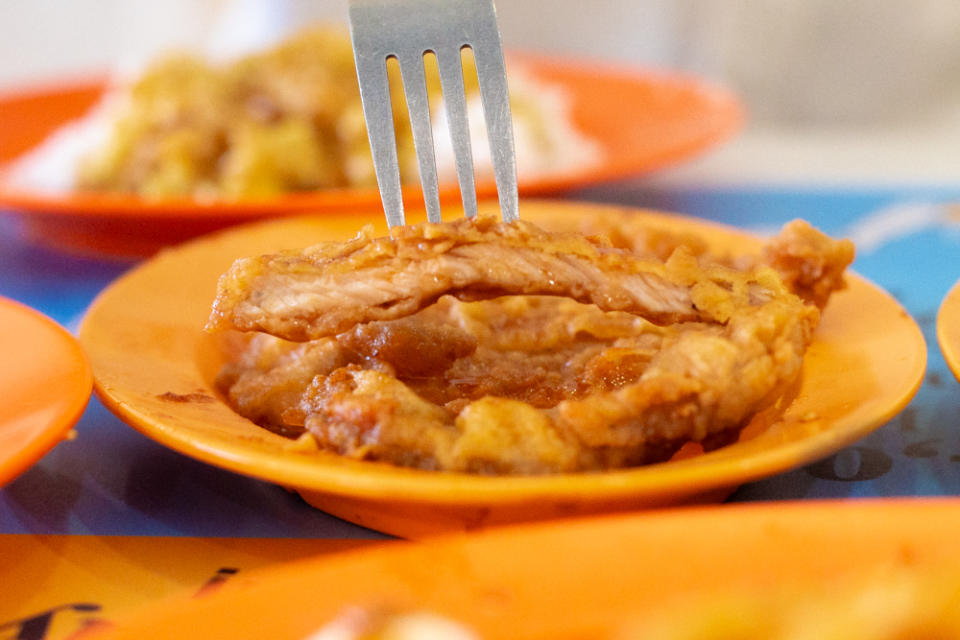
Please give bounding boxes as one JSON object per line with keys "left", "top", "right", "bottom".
{"left": 761, "top": 219, "right": 855, "bottom": 308}
{"left": 211, "top": 216, "right": 854, "bottom": 474}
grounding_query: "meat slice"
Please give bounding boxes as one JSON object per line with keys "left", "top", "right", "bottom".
{"left": 207, "top": 216, "right": 772, "bottom": 341}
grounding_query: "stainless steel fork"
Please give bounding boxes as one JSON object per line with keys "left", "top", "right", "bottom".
{"left": 348, "top": 0, "right": 519, "bottom": 227}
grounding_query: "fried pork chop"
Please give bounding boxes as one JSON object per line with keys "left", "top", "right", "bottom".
{"left": 207, "top": 217, "right": 762, "bottom": 340}
{"left": 209, "top": 216, "right": 853, "bottom": 474}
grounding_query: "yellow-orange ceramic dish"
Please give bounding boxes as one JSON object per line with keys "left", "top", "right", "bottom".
{"left": 0, "top": 56, "right": 742, "bottom": 257}
{"left": 0, "top": 297, "right": 91, "bottom": 486}
{"left": 80, "top": 499, "right": 960, "bottom": 640}
{"left": 78, "top": 201, "right": 925, "bottom": 538}
{"left": 937, "top": 278, "right": 960, "bottom": 382}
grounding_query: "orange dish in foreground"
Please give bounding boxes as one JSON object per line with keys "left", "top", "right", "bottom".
{"left": 78, "top": 500, "right": 960, "bottom": 640}
{"left": 207, "top": 211, "right": 852, "bottom": 475}
{"left": 304, "top": 567, "right": 960, "bottom": 640}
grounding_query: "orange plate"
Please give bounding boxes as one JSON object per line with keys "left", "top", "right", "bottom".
{"left": 937, "top": 278, "right": 960, "bottom": 382}
{"left": 78, "top": 201, "right": 925, "bottom": 538}
{"left": 81, "top": 498, "right": 960, "bottom": 640}
{"left": 0, "top": 297, "right": 91, "bottom": 486}
{"left": 0, "top": 56, "right": 742, "bottom": 257}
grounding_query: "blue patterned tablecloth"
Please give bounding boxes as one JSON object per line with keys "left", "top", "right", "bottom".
{"left": 2, "top": 184, "right": 959, "bottom": 537}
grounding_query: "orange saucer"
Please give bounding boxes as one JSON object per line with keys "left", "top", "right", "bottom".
{"left": 79, "top": 200, "right": 925, "bottom": 538}
{"left": 0, "top": 297, "right": 91, "bottom": 486}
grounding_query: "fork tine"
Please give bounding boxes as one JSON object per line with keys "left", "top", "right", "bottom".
{"left": 397, "top": 51, "right": 442, "bottom": 223}
{"left": 436, "top": 48, "right": 479, "bottom": 218}
{"left": 350, "top": 0, "right": 517, "bottom": 225}
{"left": 472, "top": 32, "right": 519, "bottom": 223}
{"left": 354, "top": 52, "right": 406, "bottom": 227}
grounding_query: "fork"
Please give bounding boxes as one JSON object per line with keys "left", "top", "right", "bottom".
{"left": 348, "top": 0, "right": 519, "bottom": 227}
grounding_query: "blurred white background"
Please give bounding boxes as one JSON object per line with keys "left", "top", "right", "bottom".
{"left": 3, "top": 0, "right": 960, "bottom": 184}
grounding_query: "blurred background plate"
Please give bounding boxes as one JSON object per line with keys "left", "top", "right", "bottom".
{"left": 0, "top": 296, "right": 91, "bottom": 487}
{"left": 82, "top": 498, "right": 960, "bottom": 640}
{"left": 937, "top": 278, "right": 960, "bottom": 382}
{"left": 0, "top": 56, "right": 741, "bottom": 258}
{"left": 78, "top": 200, "right": 925, "bottom": 538}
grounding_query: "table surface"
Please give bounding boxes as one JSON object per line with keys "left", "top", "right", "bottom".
{"left": 2, "top": 179, "right": 959, "bottom": 540}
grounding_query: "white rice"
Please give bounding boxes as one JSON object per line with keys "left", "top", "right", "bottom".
{"left": 3, "top": 96, "right": 117, "bottom": 194}
{"left": 433, "top": 65, "right": 602, "bottom": 182}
